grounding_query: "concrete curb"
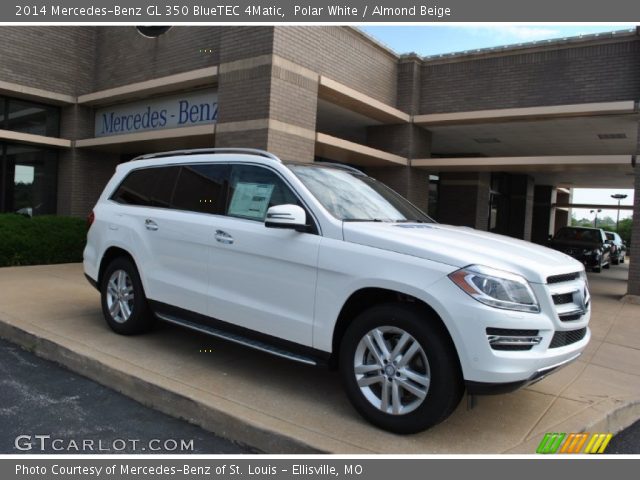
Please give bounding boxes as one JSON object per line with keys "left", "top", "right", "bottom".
{"left": 588, "top": 400, "right": 640, "bottom": 435}
{"left": 0, "top": 318, "right": 324, "bottom": 454}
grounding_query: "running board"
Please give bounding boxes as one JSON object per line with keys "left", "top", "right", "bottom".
{"left": 155, "top": 312, "right": 318, "bottom": 366}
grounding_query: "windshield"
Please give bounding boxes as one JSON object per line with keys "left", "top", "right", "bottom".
{"left": 555, "top": 228, "right": 600, "bottom": 243}
{"left": 288, "top": 164, "right": 433, "bottom": 223}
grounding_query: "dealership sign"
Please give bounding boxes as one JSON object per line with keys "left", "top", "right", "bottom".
{"left": 95, "top": 89, "right": 218, "bottom": 137}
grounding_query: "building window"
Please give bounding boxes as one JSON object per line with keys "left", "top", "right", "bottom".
{"left": 1, "top": 143, "right": 58, "bottom": 215}
{"left": 0, "top": 97, "right": 60, "bottom": 215}
{"left": 1, "top": 96, "right": 60, "bottom": 137}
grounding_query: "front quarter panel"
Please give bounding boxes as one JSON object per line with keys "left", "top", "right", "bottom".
{"left": 313, "top": 236, "right": 460, "bottom": 352}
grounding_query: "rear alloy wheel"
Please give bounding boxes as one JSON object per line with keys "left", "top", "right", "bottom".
{"left": 340, "top": 303, "right": 463, "bottom": 434}
{"left": 101, "top": 257, "right": 155, "bottom": 335}
{"left": 106, "top": 269, "right": 135, "bottom": 324}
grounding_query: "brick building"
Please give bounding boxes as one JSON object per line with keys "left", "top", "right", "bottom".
{"left": 0, "top": 26, "right": 638, "bottom": 295}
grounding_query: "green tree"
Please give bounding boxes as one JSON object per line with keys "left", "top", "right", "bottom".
{"left": 571, "top": 216, "right": 595, "bottom": 228}
{"left": 616, "top": 217, "right": 633, "bottom": 247}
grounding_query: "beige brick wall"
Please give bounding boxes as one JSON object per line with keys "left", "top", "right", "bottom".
{"left": 419, "top": 38, "right": 640, "bottom": 114}
{"left": 273, "top": 27, "right": 397, "bottom": 106}
{"left": 93, "top": 26, "right": 221, "bottom": 92}
{"left": 0, "top": 27, "right": 94, "bottom": 96}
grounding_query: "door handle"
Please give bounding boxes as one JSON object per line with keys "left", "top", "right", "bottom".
{"left": 214, "top": 229, "right": 234, "bottom": 244}
{"left": 145, "top": 219, "right": 159, "bottom": 231}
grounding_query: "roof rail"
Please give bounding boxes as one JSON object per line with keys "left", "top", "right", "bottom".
{"left": 313, "top": 161, "right": 365, "bottom": 175}
{"left": 132, "top": 148, "right": 282, "bottom": 162}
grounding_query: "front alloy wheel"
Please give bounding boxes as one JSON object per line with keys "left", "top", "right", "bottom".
{"left": 340, "top": 303, "right": 463, "bottom": 434}
{"left": 354, "top": 326, "right": 430, "bottom": 415}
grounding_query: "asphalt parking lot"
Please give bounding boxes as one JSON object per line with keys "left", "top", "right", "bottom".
{"left": 0, "top": 338, "right": 252, "bottom": 454}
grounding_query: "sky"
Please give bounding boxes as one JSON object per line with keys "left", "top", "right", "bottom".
{"left": 360, "top": 25, "right": 636, "bottom": 57}
{"left": 571, "top": 189, "right": 634, "bottom": 222}
{"left": 362, "top": 25, "right": 636, "bottom": 221}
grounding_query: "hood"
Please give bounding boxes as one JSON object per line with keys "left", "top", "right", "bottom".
{"left": 342, "top": 222, "right": 584, "bottom": 284}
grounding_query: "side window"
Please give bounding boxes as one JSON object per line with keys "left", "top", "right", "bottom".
{"left": 172, "top": 164, "right": 229, "bottom": 215}
{"left": 227, "top": 165, "right": 301, "bottom": 221}
{"left": 111, "top": 166, "right": 178, "bottom": 207}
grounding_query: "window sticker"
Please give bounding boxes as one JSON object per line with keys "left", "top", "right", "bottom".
{"left": 228, "top": 182, "right": 275, "bottom": 220}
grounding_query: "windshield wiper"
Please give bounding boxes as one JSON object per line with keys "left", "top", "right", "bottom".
{"left": 343, "top": 218, "right": 386, "bottom": 222}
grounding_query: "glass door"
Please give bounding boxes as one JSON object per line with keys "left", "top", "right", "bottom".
{"left": 2, "top": 143, "right": 57, "bottom": 215}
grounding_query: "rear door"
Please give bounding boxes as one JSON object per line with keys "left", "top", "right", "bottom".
{"left": 206, "top": 164, "right": 321, "bottom": 347}
{"left": 112, "top": 163, "right": 229, "bottom": 316}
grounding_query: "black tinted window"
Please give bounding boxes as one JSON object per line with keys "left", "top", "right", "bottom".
{"left": 227, "top": 165, "right": 300, "bottom": 221}
{"left": 111, "top": 166, "right": 178, "bottom": 207}
{"left": 555, "top": 228, "right": 601, "bottom": 243}
{"left": 111, "top": 164, "right": 228, "bottom": 214}
{"left": 172, "top": 164, "right": 229, "bottom": 215}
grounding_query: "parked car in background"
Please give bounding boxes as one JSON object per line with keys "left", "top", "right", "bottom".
{"left": 605, "top": 231, "right": 626, "bottom": 265}
{"left": 548, "top": 227, "right": 611, "bottom": 273}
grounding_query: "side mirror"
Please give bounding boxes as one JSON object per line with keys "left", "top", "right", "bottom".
{"left": 265, "top": 204, "right": 308, "bottom": 232}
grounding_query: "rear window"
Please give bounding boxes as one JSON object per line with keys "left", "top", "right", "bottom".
{"left": 111, "top": 164, "right": 229, "bottom": 215}
{"left": 110, "top": 166, "right": 178, "bottom": 207}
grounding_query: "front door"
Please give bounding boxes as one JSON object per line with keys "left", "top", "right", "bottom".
{"left": 207, "top": 164, "right": 321, "bottom": 347}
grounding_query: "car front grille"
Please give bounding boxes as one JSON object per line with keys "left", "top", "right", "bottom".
{"left": 547, "top": 272, "right": 580, "bottom": 284}
{"left": 549, "top": 328, "right": 587, "bottom": 348}
{"left": 558, "top": 312, "right": 582, "bottom": 322}
{"left": 546, "top": 271, "right": 589, "bottom": 323}
{"left": 552, "top": 292, "right": 574, "bottom": 305}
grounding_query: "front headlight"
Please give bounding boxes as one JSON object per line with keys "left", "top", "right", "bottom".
{"left": 448, "top": 265, "right": 540, "bottom": 313}
{"left": 579, "top": 269, "right": 589, "bottom": 290}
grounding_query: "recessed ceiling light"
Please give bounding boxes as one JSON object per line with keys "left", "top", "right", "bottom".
{"left": 597, "top": 133, "right": 627, "bottom": 139}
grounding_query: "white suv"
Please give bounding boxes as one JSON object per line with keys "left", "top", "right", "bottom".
{"left": 84, "top": 148, "right": 590, "bottom": 433}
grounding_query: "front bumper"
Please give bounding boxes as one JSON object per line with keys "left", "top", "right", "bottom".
{"left": 425, "top": 273, "right": 591, "bottom": 388}
{"left": 465, "top": 352, "right": 582, "bottom": 394}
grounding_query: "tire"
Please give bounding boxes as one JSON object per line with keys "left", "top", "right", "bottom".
{"left": 100, "top": 257, "right": 155, "bottom": 335}
{"left": 620, "top": 255, "right": 625, "bottom": 264}
{"left": 339, "top": 303, "right": 463, "bottom": 434}
{"left": 593, "top": 258, "right": 602, "bottom": 273}
{"left": 612, "top": 257, "right": 619, "bottom": 266}
{"left": 603, "top": 259, "right": 610, "bottom": 270}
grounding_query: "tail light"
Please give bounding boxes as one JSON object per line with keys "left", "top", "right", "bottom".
{"left": 87, "top": 210, "right": 95, "bottom": 229}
